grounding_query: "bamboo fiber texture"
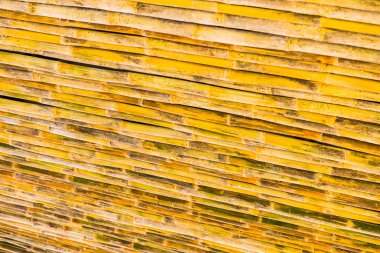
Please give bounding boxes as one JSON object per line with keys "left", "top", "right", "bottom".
{"left": 0, "top": 1, "right": 379, "bottom": 253}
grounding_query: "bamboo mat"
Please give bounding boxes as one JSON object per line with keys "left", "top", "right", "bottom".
{"left": 0, "top": 1, "right": 379, "bottom": 253}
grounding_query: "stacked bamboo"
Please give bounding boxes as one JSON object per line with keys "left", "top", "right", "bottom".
{"left": 0, "top": 0, "right": 379, "bottom": 252}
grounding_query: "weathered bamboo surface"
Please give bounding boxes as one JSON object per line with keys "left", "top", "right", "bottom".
{"left": 0, "top": 0, "right": 379, "bottom": 252}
